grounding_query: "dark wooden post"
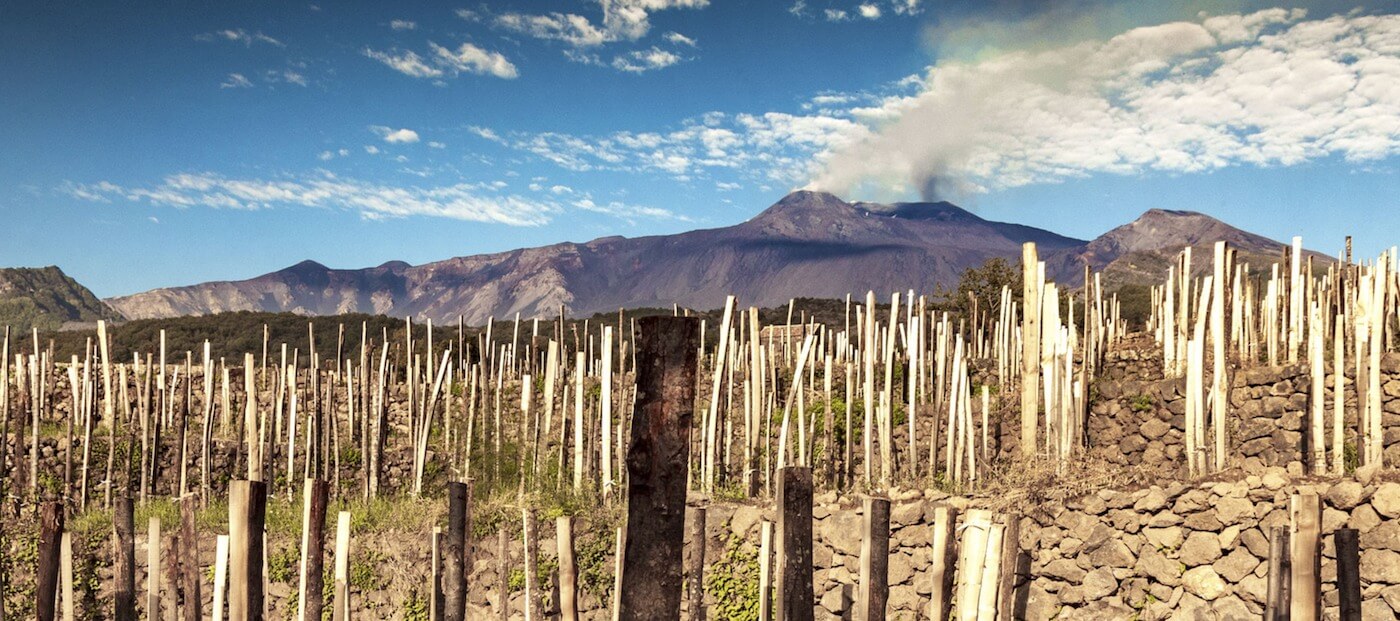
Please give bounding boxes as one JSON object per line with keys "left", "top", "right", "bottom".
{"left": 996, "top": 514, "right": 1022, "bottom": 621}
{"left": 299, "top": 480, "right": 329, "bottom": 621}
{"left": 163, "top": 532, "right": 181, "bottom": 621}
{"left": 1265, "top": 526, "right": 1291, "bottom": 621}
{"left": 1336, "top": 528, "right": 1361, "bottom": 621}
{"left": 181, "top": 494, "right": 203, "bottom": 621}
{"left": 619, "top": 316, "right": 700, "bottom": 621}
{"left": 775, "top": 466, "right": 813, "bottom": 621}
{"left": 230, "top": 480, "right": 267, "bottom": 621}
{"left": 443, "top": 481, "right": 469, "bottom": 621}
{"left": 685, "top": 506, "right": 707, "bottom": 621}
{"left": 856, "top": 496, "right": 889, "bottom": 621}
{"left": 36, "top": 501, "right": 64, "bottom": 621}
{"left": 114, "top": 497, "right": 137, "bottom": 621}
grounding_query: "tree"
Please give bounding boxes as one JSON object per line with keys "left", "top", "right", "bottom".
{"left": 943, "top": 257, "right": 1022, "bottom": 318}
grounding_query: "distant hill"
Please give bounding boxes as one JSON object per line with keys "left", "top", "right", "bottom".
{"left": 0, "top": 266, "right": 122, "bottom": 334}
{"left": 101, "top": 191, "right": 1321, "bottom": 325}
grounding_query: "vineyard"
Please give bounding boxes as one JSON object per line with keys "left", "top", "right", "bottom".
{"left": 1, "top": 238, "right": 1399, "bottom": 620}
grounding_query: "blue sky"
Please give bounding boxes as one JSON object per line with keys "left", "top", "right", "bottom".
{"left": 2, "top": 0, "right": 1397, "bottom": 297}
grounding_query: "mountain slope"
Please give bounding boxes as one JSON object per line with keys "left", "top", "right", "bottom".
{"left": 106, "top": 191, "right": 1085, "bottom": 324}
{"left": 0, "top": 266, "right": 122, "bottom": 332}
{"left": 1045, "top": 208, "right": 1322, "bottom": 288}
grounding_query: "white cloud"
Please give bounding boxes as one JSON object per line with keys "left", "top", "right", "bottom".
{"left": 220, "top": 73, "right": 254, "bottom": 89}
{"left": 366, "top": 42, "right": 518, "bottom": 80}
{"left": 428, "top": 141, "right": 446, "bottom": 149}
{"left": 266, "top": 69, "right": 308, "bottom": 86}
{"left": 455, "top": 9, "right": 481, "bottom": 22}
{"left": 364, "top": 145, "right": 380, "bottom": 154}
{"left": 496, "top": 0, "right": 708, "bottom": 48}
{"left": 824, "top": 9, "right": 849, "bottom": 22}
{"left": 811, "top": 10, "right": 1400, "bottom": 199}
{"left": 430, "top": 42, "right": 519, "bottom": 79}
{"left": 468, "top": 126, "right": 505, "bottom": 143}
{"left": 197, "top": 29, "right": 284, "bottom": 47}
{"left": 371, "top": 126, "right": 421, "bottom": 144}
{"left": 363, "top": 48, "right": 443, "bottom": 78}
{"left": 664, "top": 32, "right": 697, "bottom": 46}
{"left": 390, "top": 19, "right": 417, "bottom": 31}
{"left": 67, "top": 171, "right": 684, "bottom": 224}
{"left": 612, "top": 47, "right": 683, "bottom": 73}
{"left": 858, "top": 4, "right": 881, "bottom": 20}
{"left": 318, "top": 151, "right": 335, "bottom": 161}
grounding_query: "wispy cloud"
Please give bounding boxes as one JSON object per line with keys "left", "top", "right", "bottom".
{"left": 363, "top": 48, "right": 445, "bottom": 78}
{"left": 66, "top": 172, "right": 685, "bottom": 224}
{"left": 495, "top": 0, "right": 708, "bottom": 48}
{"left": 365, "top": 41, "right": 517, "bottom": 79}
{"left": 196, "top": 29, "right": 284, "bottom": 47}
{"left": 67, "top": 172, "right": 554, "bottom": 225}
{"left": 219, "top": 73, "right": 254, "bottom": 89}
{"left": 612, "top": 47, "right": 684, "bottom": 73}
{"left": 811, "top": 9, "right": 1400, "bottom": 200}
{"left": 664, "top": 32, "right": 697, "bottom": 47}
{"left": 389, "top": 19, "right": 417, "bottom": 31}
{"left": 430, "top": 42, "right": 519, "bottom": 79}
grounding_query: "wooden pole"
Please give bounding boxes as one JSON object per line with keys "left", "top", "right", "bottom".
{"left": 182, "top": 494, "right": 203, "bottom": 621}
{"left": 856, "top": 496, "right": 890, "bottom": 621}
{"left": 60, "top": 532, "right": 74, "bottom": 621}
{"left": 296, "top": 480, "right": 328, "bottom": 621}
{"left": 113, "top": 497, "right": 137, "bottom": 621}
{"left": 955, "top": 509, "right": 993, "bottom": 621}
{"left": 757, "top": 521, "right": 773, "bottom": 621}
{"left": 1020, "top": 243, "right": 1040, "bottom": 456}
{"left": 523, "top": 508, "right": 541, "bottom": 621}
{"left": 619, "top": 316, "right": 700, "bottom": 621}
{"left": 229, "top": 480, "right": 266, "bottom": 621}
{"left": 685, "top": 507, "right": 707, "bottom": 621}
{"left": 1265, "top": 526, "right": 1291, "bottom": 621}
{"left": 332, "top": 511, "right": 350, "bottom": 621}
{"left": 775, "top": 466, "right": 813, "bottom": 621}
{"left": 557, "top": 516, "right": 578, "bottom": 621}
{"left": 927, "top": 506, "right": 958, "bottom": 621}
{"left": 497, "top": 530, "right": 509, "bottom": 621}
{"left": 36, "top": 504, "right": 63, "bottom": 621}
{"left": 443, "top": 481, "right": 469, "bottom": 621}
{"left": 1336, "top": 528, "right": 1361, "bottom": 621}
{"left": 1290, "top": 492, "right": 1320, "bottom": 621}
{"left": 213, "top": 535, "right": 229, "bottom": 621}
{"left": 147, "top": 517, "right": 162, "bottom": 621}
{"left": 996, "top": 515, "right": 1021, "bottom": 621}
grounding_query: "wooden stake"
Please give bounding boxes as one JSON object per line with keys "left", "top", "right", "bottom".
{"left": 775, "top": 466, "right": 813, "bottom": 621}
{"left": 332, "top": 511, "right": 350, "bottom": 621}
{"left": 113, "top": 497, "right": 137, "bottom": 621}
{"left": 927, "top": 506, "right": 958, "bottom": 621}
{"left": 296, "top": 480, "right": 328, "bottom": 621}
{"left": 557, "top": 516, "right": 578, "bottom": 621}
{"left": 856, "top": 496, "right": 890, "bottom": 621}
{"left": 619, "top": 316, "right": 700, "bottom": 620}
{"left": 1289, "top": 493, "right": 1320, "bottom": 621}
{"left": 685, "top": 507, "right": 706, "bottom": 621}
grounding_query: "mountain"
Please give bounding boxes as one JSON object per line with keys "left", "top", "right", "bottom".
{"left": 103, "top": 192, "right": 1315, "bottom": 325}
{"left": 106, "top": 191, "right": 1085, "bottom": 324}
{"left": 0, "top": 266, "right": 122, "bottom": 333}
{"left": 1044, "top": 208, "right": 1324, "bottom": 288}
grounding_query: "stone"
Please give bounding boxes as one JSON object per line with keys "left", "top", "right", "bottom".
{"left": 1240, "top": 528, "right": 1270, "bottom": 559}
{"left": 1081, "top": 567, "right": 1118, "bottom": 600}
{"left": 1237, "top": 573, "right": 1268, "bottom": 605}
{"left": 1356, "top": 462, "right": 1382, "bottom": 485}
{"left": 1182, "top": 566, "right": 1227, "bottom": 601}
{"left": 1211, "top": 595, "right": 1252, "bottom": 619}
{"left": 1183, "top": 512, "right": 1223, "bottom": 531}
{"left": 1363, "top": 599, "right": 1397, "bottom": 621}
{"left": 1380, "top": 585, "right": 1400, "bottom": 614}
{"left": 1091, "top": 539, "right": 1137, "bottom": 569}
{"left": 1326, "top": 480, "right": 1367, "bottom": 510}
{"left": 1082, "top": 494, "right": 1108, "bottom": 515}
{"left": 1351, "top": 504, "right": 1383, "bottom": 533}
{"left": 1373, "top": 483, "right": 1400, "bottom": 519}
{"left": 1145, "top": 526, "right": 1185, "bottom": 550}
{"left": 1179, "top": 532, "right": 1223, "bottom": 567}
{"left": 1261, "top": 470, "right": 1289, "bottom": 490}
{"left": 1215, "top": 497, "right": 1257, "bottom": 526}
{"left": 819, "top": 585, "right": 848, "bottom": 614}
{"left": 1361, "top": 549, "right": 1400, "bottom": 584}
{"left": 1137, "top": 548, "right": 1182, "bottom": 587}
{"left": 1043, "top": 558, "right": 1087, "bottom": 583}
{"left": 1361, "top": 520, "right": 1400, "bottom": 552}
{"left": 1148, "top": 511, "right": 1183, "bottom": 527}
{"left": 729, "top": 506, "right": 761, "bottom": 537}
{"left": 1135, "top": 488, "right": 1170, "bottom": 512}
{"left": 891, "top": 501, "right": 924, "bottom": 527}
{"left": 1213, "top": 548, "right": 1260, "bottom": 583}
{"left": 888, "top": 552, "right": 915, "bottom": 585}
{"left": 1141, "top": 418, "right": 1171, "bottom": 439}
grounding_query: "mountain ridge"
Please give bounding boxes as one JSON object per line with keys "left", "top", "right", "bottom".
{"left": 101, "top": 191, "right": 1310, "bottom": 324}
